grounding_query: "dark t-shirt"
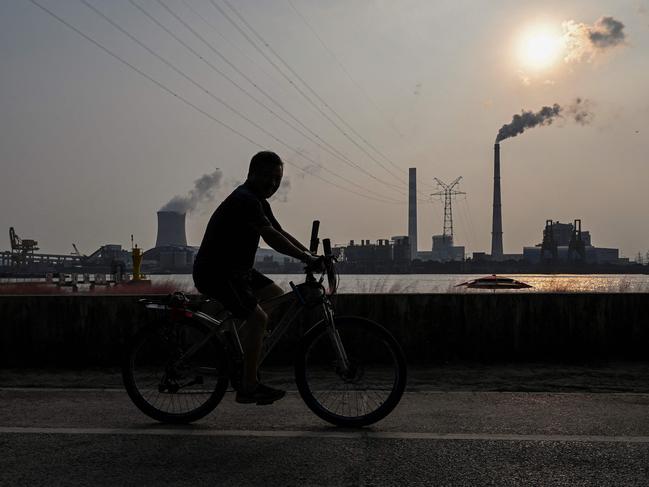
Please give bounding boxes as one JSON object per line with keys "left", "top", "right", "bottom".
{"left": 194, "top": 182, "right": 281, "bottom": 274}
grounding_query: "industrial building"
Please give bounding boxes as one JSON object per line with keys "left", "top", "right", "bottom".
{"left": 1, "top": 227, "right": 131, "bottom": 276}
{"left": 523, "top": 219, "right": 623, "bottom": 265}
{"left": 417, "top": 235, "right": 465, "bottom": 262}
{"left": 253, "top": 248, "right": 302, "bottom": 273}
{"left": 142, "top": 211, "right": 197, "bottom": 273}
{"left": 486, "top": 143, "right": 627, "bottom": 266}
{"left": 343, "top": 238, "right": 409, "bottom": 263}
{"left": 336, "top": 237, "right": 410, "bottom": 272}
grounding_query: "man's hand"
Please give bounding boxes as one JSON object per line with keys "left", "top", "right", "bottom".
{"left": 301, "top": 251, "right": 320, "bottom": 266}
{"left": 303, "top": 251, "right": 329, "bottom": 273}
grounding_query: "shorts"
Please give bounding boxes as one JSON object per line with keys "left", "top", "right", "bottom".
{"left": 193, "top": 267, "right": 274, "bottom": 320}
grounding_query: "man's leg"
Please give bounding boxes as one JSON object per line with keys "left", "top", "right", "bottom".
{"left": 237, "top": 302, "right": 286, "bottom": 403}
{"left": 238, "top": 283, "right": 285, "bottom": 390}
{"left": 255, "top": 282, "right": 289, "bottom": 316}
{"left": 239, "top": 304, "right": 268, "bottom": 392}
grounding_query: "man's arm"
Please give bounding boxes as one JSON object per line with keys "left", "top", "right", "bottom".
{"left": 260, "top": 226, "right": 311, "bottom": 262}
{"left": 280, "top": 229, "right": 309, "bottom": 253}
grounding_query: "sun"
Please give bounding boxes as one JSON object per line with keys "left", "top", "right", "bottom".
{"left": 518, "top": 25, "right": 564, "bottom": 70}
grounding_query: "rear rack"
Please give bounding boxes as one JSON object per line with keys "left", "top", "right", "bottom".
{"left": 139, "top": 292, "right": 209, "bottom": 311}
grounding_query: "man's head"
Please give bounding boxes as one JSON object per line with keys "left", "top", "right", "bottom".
{"left": 247, "top": 151, "right": 284, "bottom": 199}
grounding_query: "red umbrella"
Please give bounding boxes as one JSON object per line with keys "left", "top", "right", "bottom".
{"left": 455, "top": 274, "right": 533, "bottom": 290}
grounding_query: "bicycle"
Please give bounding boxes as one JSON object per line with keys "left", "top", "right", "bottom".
{"left": 122, "top": 221, "right": 407, "bottom": 427}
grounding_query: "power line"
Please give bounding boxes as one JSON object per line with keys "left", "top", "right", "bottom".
{"left": 286, "top": 0, "right": 406, "bottom": 140}
{"left": 26, "top": 0, "right": 403, "bottom": 205}
{"left": 223, "top": 0, "right": 408, "bottom": 183}
{"left": 78, "top": 0, "right": 403, "bottom": 204}
{"left": 145, "top": 0, "right": 407, "bottom": 199}
{"left": 221, "top": 0, "right": 432, "bottom": 203}
{"left": 179, "top": 0, "right": 291, "bottom": 94}
{"left": 215, "top": 0, "right": 409, "bottom": 187}
{"left": 179, "top": 1, "right": 407, "bottom": 197}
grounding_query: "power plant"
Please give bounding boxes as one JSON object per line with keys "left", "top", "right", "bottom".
{"left": 142, "top": 211, "right": 197, "bottom": 273}
{"left": 523, "top": 219, "right": 621, "bottom": 264}
{"left": 0, "top": 145, "right": 639, "bottom": 277}
{"left": 154, "top": 211, "right": 187, "bottom": 247}
{"left": 336, "top": 167, "right": 467, "bottom": 270}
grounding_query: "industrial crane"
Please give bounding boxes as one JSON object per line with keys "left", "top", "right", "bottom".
{"left": 9, "top": 227, "right": 39, "bottom": 266}
{"left": 71, "top": 243, "right": 85, "bottom": 257}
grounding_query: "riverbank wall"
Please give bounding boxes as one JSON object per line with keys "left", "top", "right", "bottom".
{"left": 1, "top": 294, "right": 648, "bottom": 367}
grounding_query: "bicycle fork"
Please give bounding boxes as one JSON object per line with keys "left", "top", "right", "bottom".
{"left": 322, "top": 303, "right": 350, "bottom": 373}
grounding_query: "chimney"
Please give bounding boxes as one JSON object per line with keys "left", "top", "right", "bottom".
{"left": 156, "top": 211, "right": 187, "bottom": 247}
{"left": 491, "top": 143, "right": 503, "bottom": 258}
{"left": 408, "top": 168, "right": 417, "bottom": 260}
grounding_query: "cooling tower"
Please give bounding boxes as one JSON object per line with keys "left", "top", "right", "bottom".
{"left": 156, "top": 211, "right": 187, "bottom": 247}
{"left": 491, "top": 143, "right": 503, "bottom": 258}
{"left": 408, "top": 168, "right": 417, "bottom": 260}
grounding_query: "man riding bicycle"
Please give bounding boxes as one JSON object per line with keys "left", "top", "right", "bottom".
{"left": 193, "top": 151, "right": 318, "bottom": 405}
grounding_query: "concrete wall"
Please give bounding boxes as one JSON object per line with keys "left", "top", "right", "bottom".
{"left": 1, "top": 294, "right": 648, "bottom": 367}
{"left": 334, "top": 294, "right": 649, "bottom": 362}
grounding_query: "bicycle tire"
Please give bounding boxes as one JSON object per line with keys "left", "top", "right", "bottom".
{"left": 122, "top": 319, "right": 229, "bottom": 424}
{"left": 294, "top": 316, "right": 407, "bottom": 427}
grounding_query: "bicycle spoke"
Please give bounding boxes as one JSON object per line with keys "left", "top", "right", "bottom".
{"left": 301, "top": 320, "right": 403, "bottom": 423}
{"left": 127, "top": 321, "right": 227, "bottom": 419}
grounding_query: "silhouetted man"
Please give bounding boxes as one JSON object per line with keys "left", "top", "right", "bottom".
{"left": 193, "top": 151, "right": 316, "bottom": 404}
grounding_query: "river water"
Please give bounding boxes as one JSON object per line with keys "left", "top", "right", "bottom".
{"left": 151, "top": 274, "right": 649, "bottom": 294}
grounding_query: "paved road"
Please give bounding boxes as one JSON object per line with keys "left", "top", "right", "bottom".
{"left": 2, "top": 386, "right": 649, "bottom": 486}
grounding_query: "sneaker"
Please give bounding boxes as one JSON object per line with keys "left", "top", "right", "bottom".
{"left": 235, "top": 383, "right": 286, "bottom": 405}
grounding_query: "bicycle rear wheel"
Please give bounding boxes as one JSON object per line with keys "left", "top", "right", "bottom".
{"left": 122, "top": 319, "right": 229, "bottom": 423}
{"left": 295, "top": 316, "right": 407, "bottom": 427}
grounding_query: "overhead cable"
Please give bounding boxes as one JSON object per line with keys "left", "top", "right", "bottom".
{"left": 26, "top": 0, "right": 403, "bottom": 205}
{"left": 221, "top": 0, "right": 431, "bottom": 203}
{"left": 78, "top": 0, "right": 403, "bottom": 204}
{"left": 145, "top": 0, "right": 407, "bottom": 198}
{"left": 214, "top": 0, "right": 408, "bottom": 186}
{"left": 286, "top": 0, "right": 406, "bottom": 140}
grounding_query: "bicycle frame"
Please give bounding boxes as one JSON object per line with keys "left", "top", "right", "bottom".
{"left": 144, "top": 278, "right": 350, "bottom": 374}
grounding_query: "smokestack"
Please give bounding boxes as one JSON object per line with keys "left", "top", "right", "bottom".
{"left": 156, "top": 211, "right": 187, "bottom": 247}
{"left": 408, "top": 168, "right": 417, "bottom": 260}
{"left": 491, "top": 144, "right": 503, "bottom": 259}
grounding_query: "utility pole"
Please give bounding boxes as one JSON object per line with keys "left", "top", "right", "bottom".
{"left": 431, "top": 177, "right": 465, "bottom": 241}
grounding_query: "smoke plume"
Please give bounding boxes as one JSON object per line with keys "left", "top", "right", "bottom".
{"left": 160, "top": 168, "right": 223, "bottom": 213}
{"left": 562, "top": 16, "right": 626, "bottom": 63}
{"left": 496, "top": 98, "right": 594, "bottom": 143}
{"left": 565, "top": 97, "right": 594, "bottom": 125}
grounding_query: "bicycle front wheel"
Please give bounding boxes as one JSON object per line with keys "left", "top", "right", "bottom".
{"left": 122, "top": 319, "right": 229, "bottom": 424}
{"left": 295, "top": 316, "right": 407, "bottom": 427}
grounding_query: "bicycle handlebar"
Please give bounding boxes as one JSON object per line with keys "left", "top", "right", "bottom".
{"left": 322, "top": 238, "right": 332, "bottom": 256}
{"left": 305, "top": 221, "right": 338, "bottom": 295}
{"left": 309, "top": 220, "right": 320, "bottom": 253}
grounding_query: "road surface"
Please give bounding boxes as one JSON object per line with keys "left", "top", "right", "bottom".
{"left": 2, "top": 383, "right": 649, "bottom": 486}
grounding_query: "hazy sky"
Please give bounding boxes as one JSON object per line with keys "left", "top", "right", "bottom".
{"left": 1, "top": 0, "right": 648, "bottom": 258}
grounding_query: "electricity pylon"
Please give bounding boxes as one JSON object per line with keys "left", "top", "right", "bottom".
{"left": 431, "top": 177, "right": 465, "bottom": 240}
